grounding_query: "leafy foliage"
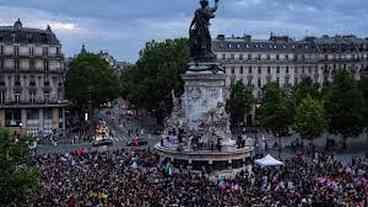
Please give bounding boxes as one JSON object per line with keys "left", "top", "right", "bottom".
{"left": 294, "top": 95, "right": 327, "bottom": 141}
{"left": 257, "top": 82, "right": 294, "bottom": 137}
{"left": 65, "top": 53, "right": 120, "bottom": 111}
{"left": 358, "top": 76, "right": 368, "bottom": 129}
{"left": 0, "top": 129, "right": 39, "bottom": 206}
{"left": 324, "top": 70, "right": 365, "bottom": 138}
{"left": 225, "top": 80, "right": 255, "bottom": 129}
{"left": 121, "top": 38, "right": 190, "bottom": 125}
{"left": 293, "top": 77, "right": 322, "bottom": 105}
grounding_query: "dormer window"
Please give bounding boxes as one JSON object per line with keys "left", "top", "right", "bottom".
{"left": 14, "top": 18, "right": 23, "bottom": 30}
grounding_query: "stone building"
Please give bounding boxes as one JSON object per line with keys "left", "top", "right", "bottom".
{"left": 213, "top": 33, "right": 368, "bottom": 124}
{"left": 0, "top": 19, "right": 68, "bottom": 136}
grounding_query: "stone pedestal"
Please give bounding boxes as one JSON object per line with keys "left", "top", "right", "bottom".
{"left": 182, "top": 62, "right": 226, "bottom": 129}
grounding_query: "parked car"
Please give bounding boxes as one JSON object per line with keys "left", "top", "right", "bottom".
{"left": 93, "top": 139, "right": 113, "bottom": 147}
{"left": 126, "top": 139, "right": 148, "bottom": 147}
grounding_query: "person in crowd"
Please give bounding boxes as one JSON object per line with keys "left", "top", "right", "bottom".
{"left": 32, "top": 148, "right": 368, "bottom": 207}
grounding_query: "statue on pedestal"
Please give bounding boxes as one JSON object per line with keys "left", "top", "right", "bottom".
{"left": 189, "top": 0, "right": 220, "bottom": 62}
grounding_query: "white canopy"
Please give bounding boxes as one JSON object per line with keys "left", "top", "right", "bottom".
{"left": 255, "top": 154, "right": 284, "bottom": 167}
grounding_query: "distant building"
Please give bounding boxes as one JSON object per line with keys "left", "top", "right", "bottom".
{"left": 213, "top": 33, "right": 368, "bottom": 125}
{"left": 0, "top": 19, "right": 68, "bottom": 135}
{"left": 97, "top": 50, "right": 133, "bottom": 74}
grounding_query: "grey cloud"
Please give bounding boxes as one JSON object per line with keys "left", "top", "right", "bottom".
{"left": 0, "top": 0, "right": 367, "bottom": 62}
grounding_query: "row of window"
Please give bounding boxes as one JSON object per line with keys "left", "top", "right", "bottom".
{"left": 218, "top": 42, "right": 368, "bottom": 52}
{"left": 232, "top": 75, "right": 323, "bottom": 90}
{"left": 226, "top": 64, "right": 363, "bottom": 75}
{"left": 218, "top": 53, "right": 368, "bottom": 61}
{"left": 0, "top": 75, "right": 62, "bottom": 88}
{"left": 4, "top": 109, "right": 56, "bottom": 127}
{"left": 0, "top": 90, "right": 63, "bottom": 105}
{"left": 0, "top": 45, "right": 62, "bottom": 57}
{"left": 0, "top": 59, "right": 63, "bottom": 71}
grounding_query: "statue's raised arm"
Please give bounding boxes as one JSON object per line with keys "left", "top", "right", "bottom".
{"left": 212, "top": 0, "right": 220, "bottom": 12}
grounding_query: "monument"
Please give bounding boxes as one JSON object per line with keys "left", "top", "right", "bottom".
{"left": 155, "top": 0, "right": 253, "bottom": 171}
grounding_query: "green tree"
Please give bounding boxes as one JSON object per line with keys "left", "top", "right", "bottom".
{"left": 225, "top": 80, "right": 255, "bottom": 129}
{"left": 293, "top": 77, "right": 322, "bottom": 106}
{"left": 65, "top": 53, "right": 120, "bottom": 117}
{"left": 294, "top": 95, "right": 327, "bottom": 142}
{"left": 358, "top": 76, "right": 368, "bottom": 130}
{"left": 325, "top": 70, "right": 365, "bottom": 148}
{"left": 0, "top": 129, "right": 39, "bottom": 206}
{"left": 257, "top": 82, "right": 294, "bottom": 156}
{"left": 121, "top": 38, "right": 189, "bottom": 125}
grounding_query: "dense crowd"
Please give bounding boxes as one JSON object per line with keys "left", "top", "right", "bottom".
{"left": 32, "top": 148, "right": 368, "bottom": 207}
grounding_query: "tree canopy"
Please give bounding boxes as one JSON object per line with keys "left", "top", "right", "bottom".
{"left": 0, "top": 129, "right": 39, "bottom": 206}
{"left": 257, "top": 82, "right": 294, "bottom": 137}
{"left": 225, "top": 80, "right": 255, "bottom": 129}
{"left": 121, "top": 38, "right": 189, "bottom": 125}
{"left": 65, "top": 53, "right": 120, "bottom": 111}
{"left": 324, "top": 70, "right": 365, "bottom": 139}
{"left": 294, "top": 95, "right": 327, "bottom": 141}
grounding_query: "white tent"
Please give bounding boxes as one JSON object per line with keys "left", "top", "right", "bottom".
{"left": 255, "top": 154, "right": 284, "bottom": 167}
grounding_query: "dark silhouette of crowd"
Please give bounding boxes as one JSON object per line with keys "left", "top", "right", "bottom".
{"left": 32, "top": 149, "right": 368, "bottom": 207}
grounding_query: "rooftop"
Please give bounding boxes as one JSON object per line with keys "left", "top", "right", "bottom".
{"left": 0, "top": 18, "right": 61, "bottom": 45}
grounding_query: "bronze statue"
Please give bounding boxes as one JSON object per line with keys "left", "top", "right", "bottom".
{"left": 189, "top": 0, "right": 220, "bottom": 62}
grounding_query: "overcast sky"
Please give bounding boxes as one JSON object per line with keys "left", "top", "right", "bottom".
{"left": 0, "top": 0, "right": 366, "bottom": 62}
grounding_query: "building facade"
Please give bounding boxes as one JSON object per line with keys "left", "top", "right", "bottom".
{"left": 0, "top": 19, "right": 67, "bottom": 136}
{"left": 213, "top": 34, "right": 368, "bottom": 96}
{"left": 213, "top": 34, "right": 368, "bottom": 124}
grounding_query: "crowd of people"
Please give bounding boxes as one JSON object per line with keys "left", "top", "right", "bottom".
{"left": 32, "top": 148, "right": 368, "bottom": 207}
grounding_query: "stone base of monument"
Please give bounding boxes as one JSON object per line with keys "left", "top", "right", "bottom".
{"left": 154, "top": 143, "right": 254, "bottom": 171}
{"left": 156, "top": 61, "right": 254, "bottom": 171}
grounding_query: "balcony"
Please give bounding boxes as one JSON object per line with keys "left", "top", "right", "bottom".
{"left": 0, "top": 99, "right": 69, "bottom": 109}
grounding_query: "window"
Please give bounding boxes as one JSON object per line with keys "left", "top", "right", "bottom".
{"left": 230, "top": 54, "right": 235, "bottom": 60}
{"left": 5, "top": 110, "right": 21, "bottom": 127}
{"left": 44, "top": 109, "right": 53, "bottom": 120}
{"left": 30, "top": 76, "right": 36, "bottom": 87}
{"left": 15, "top": 46, "right": 19, "bottom": 56}
{"left": 257, "top": 54, "right": 261, "bottom": 60}
{"left": 257, "top": 78, "right": 261, "bottom": 88}
{"left": 15, "top": 93, "right": 21, "bottom": 104}
{"left": 240, "top": 66, "right": 244, "bottom": 74}
{"left": 222, "top": 54, "right": 226, "bottom": 60}
{"left": 248, "top": 54, "right": 252, "bottom": 60}
{"left": 276, "top": 77, "right": 280, "bottom": 86}
{"left": 258, "top": 67, "right": 262, "bottom": 74}
{"left": 248, "top": 66, "right": 252, "bottom": 74}
{"left": 0, "top": 75, "right": 5, "bottom": 86}
{"left": 42, "top": 47, "right": 48, "bottom": 56}
{"left": 276, "top": 66, "right": 280, "bottom": 74}
{"left": 286, "top": 66, "right": 289, "bottom": 74}
{"left": 29, "top": 91, "right": 36, "bottom": 104}
{"left": 239, "top": 54, "right": 244, "bottom": 60}
{"left": 231, "top": 67, "right": 235, "bottom": 74}
{"left": 14, "top": 75, "right": 21, "bottom": 86}
{"left": 44, "top": 92, "right": 50, "bottom": 103}
{"left": 267, "top": 54, "right": 271, "bottom": 60}
{"left": 285, "top": 55, "right": 289, "bottom": 60}
{"left": 0, "top": 91, "right": 5, "bottom": 104}
{"left": 276, "top": 54, "right": 280, "bottom": 61}
{"left": 27, "top": 109, "right": 39, "bottom": 120}
{"left": 267, "top": 67, "right": 271, "bottom": 74}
